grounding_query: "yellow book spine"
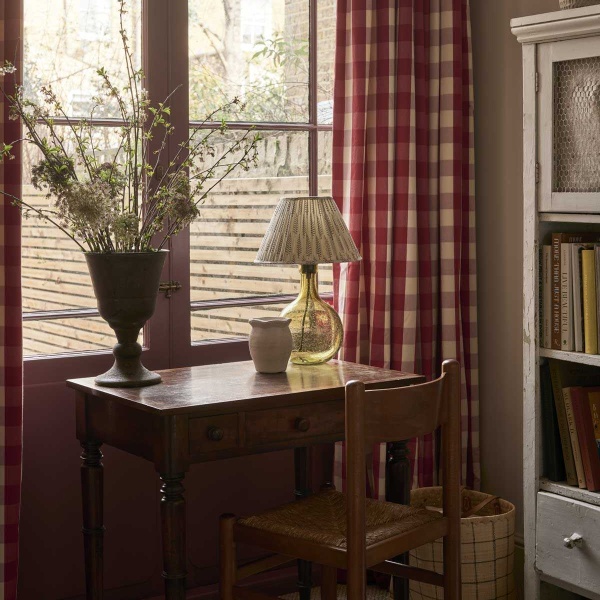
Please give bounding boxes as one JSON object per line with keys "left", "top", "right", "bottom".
{"left": 582, "top": 249, "right": 598, "bottom": 354}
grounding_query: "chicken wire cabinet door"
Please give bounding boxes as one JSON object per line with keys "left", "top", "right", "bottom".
{"left": 538, "top": 36, "right": 600, "bottom": 212}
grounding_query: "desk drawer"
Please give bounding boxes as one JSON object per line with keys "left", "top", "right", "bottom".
{"left": 536, "top": 491, "right": 600, "bottom": 596}
{"left": 245, "top": 400, "right": 344, "bottom": 447}
{"left": 189, "top": 414, "right": 239, "bottom": 454}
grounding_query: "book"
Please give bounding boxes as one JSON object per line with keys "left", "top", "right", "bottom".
{"left": 561, "top": 386, "right": 587, "bottom": 488}
{"left": 550, "top": 233, "right": 600, "bottom": 352}
{"left": 542, "top": 245, "right": 552, "bottom": 348}
{"left": 588, "top": 388, "right": 600, "bottom": 457}
{"left": 582, "top": 249, "right": 598, "bottom": 355}
{"left": 561, "top": 242, "right": 574, "bottom": 351}
{"left": 548, "top": 359, "right": 579, "bottom": 486}
{"left": 571, "top": 243, "right": 588, "bottom": 353}
{"left": 596, "top": 246, "right": 600, "bottom": 353}
{"left": 551, "top": 234, "right": 561, "bottom": 349}
{"left": 569, "top": 387, "right": 600, "bottom": 491}
{"left": 548, "top": 359, "right": 600, "bottom": 486}
{"left": 540, "top": 361, "right": 566, "bottom": 481}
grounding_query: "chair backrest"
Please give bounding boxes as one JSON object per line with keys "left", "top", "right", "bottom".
{"left": 343, "top": 360, "right": 462, "bottom": 582}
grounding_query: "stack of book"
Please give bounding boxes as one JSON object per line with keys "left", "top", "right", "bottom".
{"left": 542, "top": 359, "right": 600, "bottom": 491}
{"left": 541, "top": 232, "right": 600, "bottom": 353}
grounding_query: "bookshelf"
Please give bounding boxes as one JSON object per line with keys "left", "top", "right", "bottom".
{"left": 512, "top": 6, "right": 600, "bottom": 600}
{"left": 539, "top": 349, "right": 600, "bottom": 368}
{"left": 539, "top": 478, "right": 600, "bottom": 508}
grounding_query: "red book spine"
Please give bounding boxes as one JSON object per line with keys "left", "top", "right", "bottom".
{"left": 551, "top": 234, "right": 561, "bottom": 349}
{"left": 571, "top": 387, "right": 600, "bottom": 491}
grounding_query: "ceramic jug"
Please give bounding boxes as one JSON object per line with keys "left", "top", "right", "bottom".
{"left": 248, "top": 317, "right": 293, "bottom": 373}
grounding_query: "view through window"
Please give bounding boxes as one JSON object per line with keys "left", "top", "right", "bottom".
{"left": 21, "top": 0, "right": 336, "bottom": 356}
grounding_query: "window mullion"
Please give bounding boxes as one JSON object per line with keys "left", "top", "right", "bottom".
{"left": 308, "top": 0, "right": 318, "bottom": 196}
{"left": 157, "top": 0, "right": 194, "bottom": 367}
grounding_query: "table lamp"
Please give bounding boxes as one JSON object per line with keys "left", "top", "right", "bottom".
{"left": 255, "top": 196, "right": 361, "bottom": 365}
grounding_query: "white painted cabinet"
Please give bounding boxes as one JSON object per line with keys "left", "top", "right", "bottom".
{"left": 512, "top": 6, "right": 600, "bottom": 600}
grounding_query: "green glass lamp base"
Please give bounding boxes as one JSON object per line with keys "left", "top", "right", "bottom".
{"left": 281, "top": 265, "right": 343, "bottom": 365}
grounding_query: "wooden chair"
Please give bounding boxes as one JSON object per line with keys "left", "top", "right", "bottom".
{"left": 219, "top": 359, "right": 462, "bottom": 600}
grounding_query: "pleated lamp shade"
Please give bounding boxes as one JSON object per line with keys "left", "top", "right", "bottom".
{"left": 255, "top": 196, "right": 361, "bottom": 265}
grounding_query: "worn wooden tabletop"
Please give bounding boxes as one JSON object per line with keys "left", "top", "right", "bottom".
{"left": 67, "top": 359, "right": 422, "bottom": 415}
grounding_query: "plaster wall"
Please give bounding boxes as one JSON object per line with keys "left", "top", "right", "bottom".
{"left": 471, "top": 0, "right": 557, "bottom": 538}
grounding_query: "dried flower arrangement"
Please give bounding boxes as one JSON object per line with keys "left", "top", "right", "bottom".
{"left": 0, "top": 0, "right": 260, "bottom": 253}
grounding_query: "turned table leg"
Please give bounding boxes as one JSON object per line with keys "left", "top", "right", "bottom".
{"left": 386, "top": 441, "right": 411, "bottom": 600}
{"left": 294, "top": 447, "right": 312, "bottom": 600}
{"left": 160, "top": 473, "right": 187, "bottom": 600}
{"left": 81, "top": 441, "right": 104, "bottom": 600}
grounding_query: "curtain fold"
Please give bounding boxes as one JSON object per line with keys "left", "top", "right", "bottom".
{"left": 332, "top": 0, "right": 479, "bottom": 494}
{"left": 0, "top": 0, "right": 23, "bottom": 596}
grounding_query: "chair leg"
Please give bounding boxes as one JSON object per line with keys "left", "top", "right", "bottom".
{"left": 220, "top": 514, "right": 237, "bottom": 600}
{"left": 443, "top": 532, "right": 461, "bottom": 600}
{"left": 320, "top": 565, "right": 337, "bottom": 600}
{"left": 346, "top": 565, "right": 366, "bottom": 600}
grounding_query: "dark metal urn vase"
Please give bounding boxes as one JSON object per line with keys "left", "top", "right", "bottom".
{"left": 85, "top": 250, "right": 168, "bottom": 388}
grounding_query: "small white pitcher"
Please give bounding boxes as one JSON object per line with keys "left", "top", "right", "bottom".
{"left": 248, "top": 317, "right": 293, "bottom": 373}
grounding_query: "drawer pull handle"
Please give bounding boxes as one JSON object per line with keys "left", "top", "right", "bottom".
{"left": 295, "top": 418, "right": 311, "bottom": 432}
{"left": 563, "top": 533, "right": 583, "bottom": 549}
{"left": 207, "top": 427, "right": 224, "bottom": 442}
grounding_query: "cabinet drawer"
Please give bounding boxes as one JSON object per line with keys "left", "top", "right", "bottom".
{"left": 536, "top": 491, "right": 600, "bottom": 596}
{"left": 189, "top": 414, "right": 239, "bottom": 455}
{"left": 245, "top": 400, "right": 344, "bottom": 447}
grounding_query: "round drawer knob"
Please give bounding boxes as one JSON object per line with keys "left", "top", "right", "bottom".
{"left": 563, "top": 533, "right": 583, "bottom": 549}
{"left": 295, "top": 418, "right": 311, "bottom": 432}
{"left": 207, "top": 427, "right": 224, "bottom": 442}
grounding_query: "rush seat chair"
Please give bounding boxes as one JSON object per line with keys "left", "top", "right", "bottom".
{"left": 219, "top": 359, "right": 462, "bottom": 600}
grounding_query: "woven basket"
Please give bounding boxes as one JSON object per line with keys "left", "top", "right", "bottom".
{"left": 559, "top": 0, "right": 600, "bottom": 9}
{"left": 408, "top": 487, "right": 516, "bottom": 600}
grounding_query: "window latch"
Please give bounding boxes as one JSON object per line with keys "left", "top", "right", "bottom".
{"left": 158, "top": 281, "right": 182, "bottom": 299}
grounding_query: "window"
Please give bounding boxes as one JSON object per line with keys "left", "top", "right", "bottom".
{"left": 21, "top": 0, "right": 336, "bottom": 365}
{"left": 79, "top": 0, "right": 112, "bottom": 41}
{"left": 187, "top": 0, "right": 335, "bottom": 348}
{"left": 22, "top": 0, "right": 142, "bottom": 356}
{"left": 241, "top": 0, "right": 272, "bottom": 47}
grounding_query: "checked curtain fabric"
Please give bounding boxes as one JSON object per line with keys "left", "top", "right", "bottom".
{"left": 332, "top": 0, "right": 479, "bottom": 495}
{"left": 0, "top": 1, "right": 23, "bottom": 598}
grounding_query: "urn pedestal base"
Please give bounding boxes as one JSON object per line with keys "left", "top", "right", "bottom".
{"left": 95, "top": 340, "right": 162, "bottom": 388}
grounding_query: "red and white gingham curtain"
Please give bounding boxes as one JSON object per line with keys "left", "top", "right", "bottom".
{"left": 0, "top": 0, "right": 23, "bottom": 597}
{"left": 332, "top": 0, "right": 479, "bottom": 494}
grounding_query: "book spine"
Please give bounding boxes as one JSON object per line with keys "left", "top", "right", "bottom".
{"left": 593, "top": 244, "right": 600, "bottom": 354}
{"left": 562, "top": 386, "right": 587, "bottom": 488}
{"left": 551, "top": 234, "right": 561, "bottom": 350}
{"left": 588, "top": 390, "right": 600, "bottom": 457}
{"left": 570, "top": 387, "right": 600, "bottom": 491}
{"left": 548, "top": 360, "right": 578, "bottom": 486}
{"left": 582, "top": 249, "right": 598, "bottom": 355}
{"left": 572, "top": 244, "right": 585, "bottom": 353}
{"left": 540, "top": 361, "right": 566, "bottom": 481}
{"left": 561, "top": 242, "right": 573, "bottom": 351}
{"left": 543, "top": 245, "right": 552, "bottom": 348}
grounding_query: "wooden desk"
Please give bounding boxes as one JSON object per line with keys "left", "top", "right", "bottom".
{"left": 67, "top": 360, "right": 423, "bottom": 600}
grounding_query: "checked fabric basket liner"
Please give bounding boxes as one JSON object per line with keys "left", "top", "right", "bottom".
{"left": 408, "top": 487, "right": 516, "bottom": 600}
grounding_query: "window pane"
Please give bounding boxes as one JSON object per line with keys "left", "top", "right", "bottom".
{"left": 318, "top": 130, "right": 333, "bottom": 195}
{"left": 188, "top": 0, "right": 309, "bottom": 122}
{"left": 23, "top": 317, "right": 115, "bottom": 356}
{"left": 317, "top": 0, "right": 336, "bottom": 124}
{"left": 22, "top": 219, "right": 97, "bottom": 313}
{"left": 191, "top": 303, "right": 288, "bottom": 343}
{"left": 21, "top": 126, "right": 124, "bottom": 313}
{"left": 23, "top": 0, "right": 142, "bottom": 118}
{"left": 190, "top": 129, "right": 311, "bottom": 304}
